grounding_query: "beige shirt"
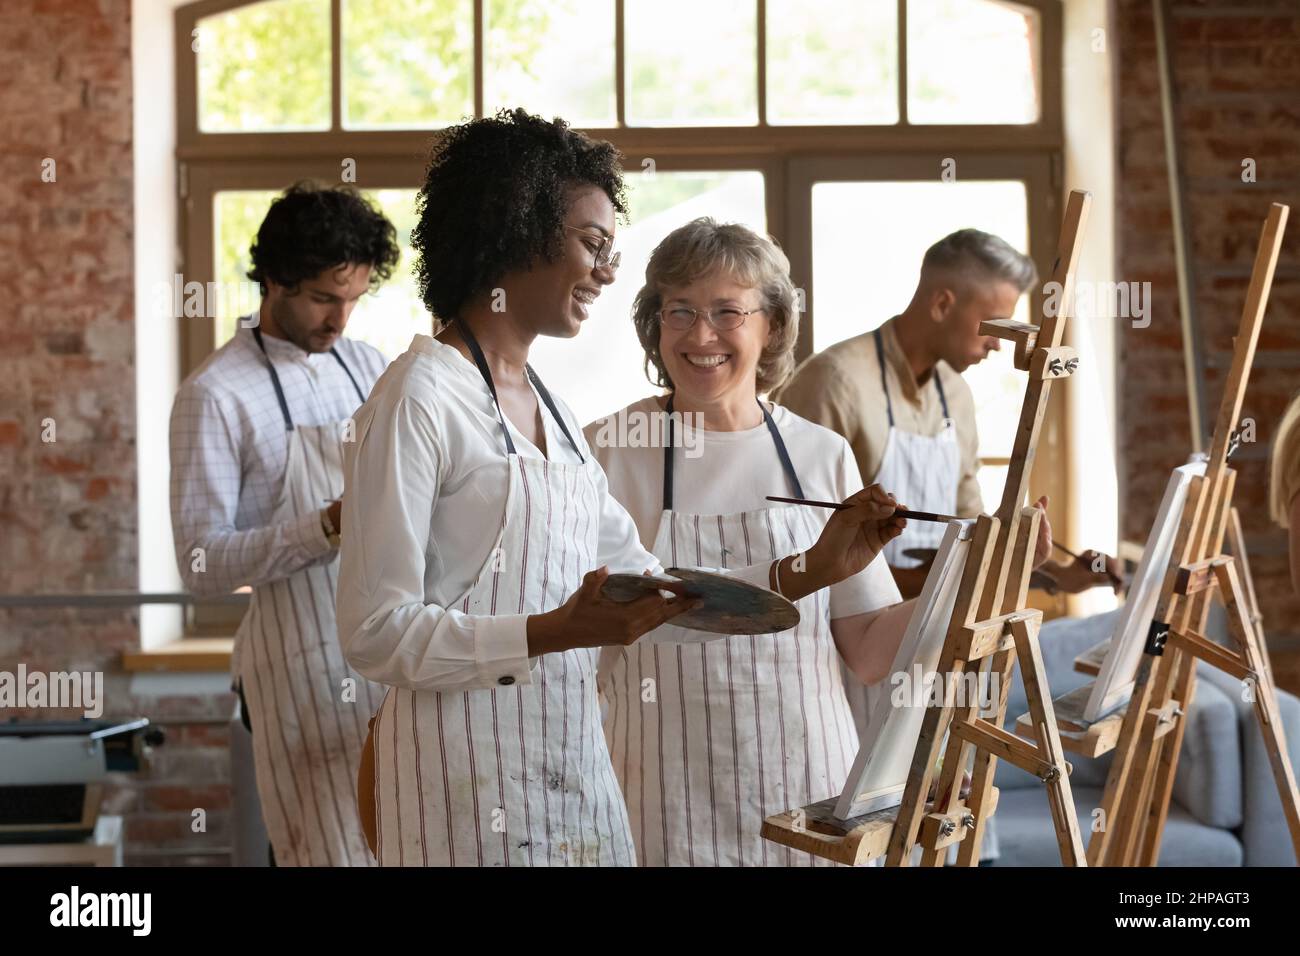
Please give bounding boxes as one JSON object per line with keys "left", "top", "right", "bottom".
{"left": 773, "top": 317, "right": 984, "bottom": 519}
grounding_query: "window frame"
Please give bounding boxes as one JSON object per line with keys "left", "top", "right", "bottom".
{"left": 173, "top": 0, "right": 1069, "bottom": 630}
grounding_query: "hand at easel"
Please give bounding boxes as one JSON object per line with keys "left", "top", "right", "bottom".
{"left": 1028, "top": 495, "right": 1125, "bottom": 595}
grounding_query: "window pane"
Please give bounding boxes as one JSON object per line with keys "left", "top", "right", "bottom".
{"left": 767, "top": 0, "right": 897, "bottom": 125}
{"left": 485, "top": 0, "right": 615, "bottom": 126}
{"left": 528, "top": 171, "right": 767, "bottom": 425}
{"left": 343, "top": 0, "right": 474, "bottom": 129}
{"left": 197, "top": 0, "right": 331, "bottom": 133}
{"left": 976, "top": 464, "right": 1009, "bottom": 517}
{"left": 213, "top": 189, "right": 428, "bottom": 361}
{"left": 625, "top": 0, "right": 758, "bottom": 126}
{"left": 213, "top": 191, "right": 279, "bottom": 345}
{"left": 810, "top": 179, "right": 1029, "bottom": 460}
{"left": 907, "top": 0, "right": 1039, "bottom": 125}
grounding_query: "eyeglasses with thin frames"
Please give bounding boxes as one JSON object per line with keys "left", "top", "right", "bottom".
{"left": 565, "top": 225, "right": 621, "bottom": 271}
{"left": 656, "top": 305, "right": 765, "bottom": 332}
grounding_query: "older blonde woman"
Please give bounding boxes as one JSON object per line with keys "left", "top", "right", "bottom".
{"left": 583, "top": 219, "right": 919, "bottom": 866}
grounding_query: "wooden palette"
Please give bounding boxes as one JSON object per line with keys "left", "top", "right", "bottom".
{"left": 601, "top": 567, "right": 800, "bottom": 636}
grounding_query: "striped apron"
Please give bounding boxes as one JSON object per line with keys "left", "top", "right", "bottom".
{"left": 369, "top": 322, "right": 636, "bottom": 867}
{"left": 234, "top": 327, "right": 384, "bottom": 867}
{"left": 599, "top": 398, "right": 859, "bottom": 866}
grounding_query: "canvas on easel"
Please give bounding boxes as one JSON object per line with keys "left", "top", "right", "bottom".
{"left": 835, "top": 520, "right": 974, "bottom": 819}
{"left": 1083, "top": 459, "right": 1205, "bottom": 722}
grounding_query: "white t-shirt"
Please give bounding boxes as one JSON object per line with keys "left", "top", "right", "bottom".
{"left": 584, "top": 396, "right": 903, "bottom": 620}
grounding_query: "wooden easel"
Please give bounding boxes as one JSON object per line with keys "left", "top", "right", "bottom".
{"left": 761, "top": 190, "right": 1093, "bottom": 866}
{"left": 1033, "top": 202, "right": 1300, "bottom": 867}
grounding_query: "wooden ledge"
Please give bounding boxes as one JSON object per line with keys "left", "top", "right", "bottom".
{"left": 122, "top": 638, "right": 233, "bottom": 673}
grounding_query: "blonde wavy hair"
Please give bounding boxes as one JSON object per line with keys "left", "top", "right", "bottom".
{"left": 1270, "top": 391, "right": 1300, "bottom": 527}
{"left": 631, "top": 218, "right": 799, "bottom": 395}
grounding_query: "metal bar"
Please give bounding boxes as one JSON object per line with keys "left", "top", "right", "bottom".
{"left": 0, "top": 593, "right": 250, "bottom": 609}
{"left": 1153, "top": 0, "right": 1209, "bottom": 453}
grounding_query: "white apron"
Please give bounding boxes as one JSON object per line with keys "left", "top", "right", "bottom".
{"left": 370, "top": 323, "right": 636, "bottom": 867}
{"left": 235, "top": 327, "right": 384, "bottom": 867}
{"left": 599, "top": 398, "right": 859, "bottom": 866}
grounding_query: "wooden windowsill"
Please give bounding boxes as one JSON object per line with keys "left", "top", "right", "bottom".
{"left": 122, "top": 638, "right": 233, "bottom": 673}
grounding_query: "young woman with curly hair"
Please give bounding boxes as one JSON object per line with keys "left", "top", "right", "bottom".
{"left": 335, "top": 109, "right": 900, "bottom": 867}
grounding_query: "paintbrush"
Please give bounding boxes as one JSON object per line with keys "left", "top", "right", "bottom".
{"left": 765, "top": 495, "right": 960, "bottom": 524}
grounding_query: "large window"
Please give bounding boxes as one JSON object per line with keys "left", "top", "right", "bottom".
{"left": 176, "top": 0, "right": 1067, "bottom": 601}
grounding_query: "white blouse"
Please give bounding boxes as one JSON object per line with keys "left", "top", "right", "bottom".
{"left": 335, "top": 335, "right": 773, "bottom": 694}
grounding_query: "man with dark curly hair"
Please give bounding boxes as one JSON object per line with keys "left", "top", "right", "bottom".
{"left": 170, "top": 181, "right": 400, "bottom": 866}
{"left": 337, "top": 109, "right": 900, "bottom": 866}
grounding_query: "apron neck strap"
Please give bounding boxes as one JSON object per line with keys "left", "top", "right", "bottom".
{"left": 662, "top": 394, "right": 804, "bottom": 511}
{"left": 330, "top": 347, "right": 367, "bottom": 405}
{"left": 454, "top": 317, "right": 583, "bottom": 462}
{"left": 874, "top": 326, "right": 950, "bottom": 424}
{"left": 252, "top": 326, "right": 294, "bottom": 431}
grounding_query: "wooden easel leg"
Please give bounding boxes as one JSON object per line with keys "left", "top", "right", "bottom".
{"left": 886, "top": 648, "right": 960, "bottom": 867}
{"left": 1012, "top": 616, "right": 1087, "bottom": 865}
{"left": 1088, "top": 650, "right": 1166, "bottom": 865}
{"left": 1115, "top": 676, "right": 1173, "bottom": 866}
{"left": 1138, "top": 650, "right": 1197, "bottom": 865}
{"left": 1226, "top": 508, "right": 1273, "bottom": 686}
{"left": 1216, "top": 560, "right": 1300, "bottom": 861}
{"left": 917, "top": 653, "right": 982, "bottom": 867}
{"left": 955, "top": 646, "right": 1018, "bottom": 867}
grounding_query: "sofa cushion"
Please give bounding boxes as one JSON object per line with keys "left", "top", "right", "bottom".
{"left": 1170, "top": 664, "right": 1242, "bottom": 829}
{"left": 991, "top": 785, "right": 1243, "bottom": 867}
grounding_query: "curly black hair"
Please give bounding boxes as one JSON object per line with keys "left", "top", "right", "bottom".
{"left": 412, "top": 108, "right": 628, "bottom": 324}
{"left": 247, "top": 181, "right": 401, "bottom": 295}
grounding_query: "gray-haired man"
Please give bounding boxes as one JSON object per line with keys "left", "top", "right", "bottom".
{"left": 777, "top": 227, "right": 1107, "bottom": 598}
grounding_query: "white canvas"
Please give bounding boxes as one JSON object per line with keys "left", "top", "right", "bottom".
{"left": 1084, "top": 458, "right": 1207, "bottom": 722}
{"left": 835, "top": 519, "right": 975, "bottom": 820}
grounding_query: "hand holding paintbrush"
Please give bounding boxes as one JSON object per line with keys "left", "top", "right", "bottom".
{"left": 783, "top": 485, "right": 908, "bottom": 591}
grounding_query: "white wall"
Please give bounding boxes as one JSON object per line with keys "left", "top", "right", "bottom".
{"left": 133, "top": 0, "right": 187, "bottom": 647}
{"left": 1063, "top": 0, "right": 1120, "bottom": 616}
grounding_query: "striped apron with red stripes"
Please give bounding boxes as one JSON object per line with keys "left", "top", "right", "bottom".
{"left": 371, "top": 455, "right": 637, "bottom": 866}
{"left": 599, "top": 503, "right": 859, "bottom": 866}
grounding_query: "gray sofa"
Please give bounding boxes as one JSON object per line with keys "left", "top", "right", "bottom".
{"left": 990, "top": 607, "right": 1300, "bottom": 866}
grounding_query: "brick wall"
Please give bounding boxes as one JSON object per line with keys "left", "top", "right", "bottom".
{"left": 0, "top": 0, "right": 236, "bottom": 865}
{"left": 1116, "top": 0, "right": 1300, "bottom": 692}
